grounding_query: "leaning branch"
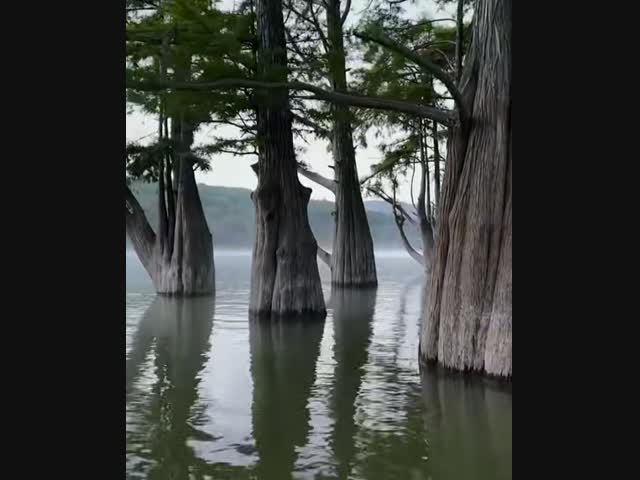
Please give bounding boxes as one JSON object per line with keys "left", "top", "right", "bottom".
{"left": 125, "top": 184, "right": 157, "bottom": 275}
{"left": 455, "top": 0, "right": 465, "bottom": 83}
{"left": 341, "top": 0, "right": 352, "bottom": 25}
{"left": 317, "top": 245, "right": 332, "bottom": 267}
{"left": 127, "top": 78, "right": 457, "bottom": 125}
{"left": 354, "top": 30, "right": 466, "bottom": 120}
{"left": 297, "top": 163, "right": 336, "bottom": 194}
{"left": 368, "top": 185, "right": 424, "bottom": 265}
{"left": 366, "top": 186, "right": 416, "bottom": 225}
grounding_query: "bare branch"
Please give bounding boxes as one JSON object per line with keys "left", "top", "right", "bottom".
{"left": 317, "top": 245, "right": 332, "bottom": 267}
{"left": 308, "top": 1, "right": 330, "bottom": 52}
{"left": 297, "top": 163, "right": 336, "bottom": 194}
{"left": 366, "top": 186, "right": 416, "bottom": 225}
{"left": 455, "top": 0, "right": 465, "bottom": 84}
{"left": 369, "top": 185, "right": 424, "bottom": 265}
{"left": 340, "top": 0, "right": 352, "bottom": 25}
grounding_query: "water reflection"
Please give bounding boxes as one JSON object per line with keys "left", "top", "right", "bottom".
{"left": 126, "top": 296, "right": 215, "bottom": 480}
{"left": 249, "top": 316, "right": 326, "bottom": 479}
{"left": 328, "top": 287, "right": 377, "bottom": 479}
{"left": 420, "top": 366, "right": 513, "bottom": 480}
{"left": 125, "top": 255, "right": 511, "bottom": 480}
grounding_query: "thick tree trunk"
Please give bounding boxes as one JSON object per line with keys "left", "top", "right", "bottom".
{"left": 157, "top": 154, "right": 215, "bottom": 295}
{"left": 420, "top": 0, "right": 512, "bottom": 378}
{"left": 250, "top": 0, "right": 325, "bottom": 316}
{"left": 125, "top": 124, "right": 215, "bottom": 296}
{"left": 324, "top": 0, "right": 378, "bottom": 287}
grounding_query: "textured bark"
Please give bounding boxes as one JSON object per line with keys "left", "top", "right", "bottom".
{"left": 126, "top": 185, "right": 156, "bottom": 278}
{"left": 420, "top": 0, "right": 512, "bottom": 378}
{"left": 125, "top": 126, "right": 215, "bottom": 296}
{"left": 250, "top": 0, "right": 325, "bottom": 316}
{"left": 299, "top": 0, "right": 377, "bottom": 288}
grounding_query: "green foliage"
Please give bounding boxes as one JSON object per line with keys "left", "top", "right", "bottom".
{"left": 126, "top": 0, "right": 258, "bottom": 180}
{"left": 350, "top": 4, "right": 462, "bottom": 188}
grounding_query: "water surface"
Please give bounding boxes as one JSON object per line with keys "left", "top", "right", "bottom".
{"left": 126, "top": 252, "right": 512, "bottom": 479}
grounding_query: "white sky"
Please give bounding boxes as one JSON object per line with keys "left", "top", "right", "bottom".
{"left": 126, "top": 0, "right": 456, "bottom": 202}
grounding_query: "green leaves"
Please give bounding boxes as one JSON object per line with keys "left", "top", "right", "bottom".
{"left": 126, "top": 140, "right": 172, "bottom": 182}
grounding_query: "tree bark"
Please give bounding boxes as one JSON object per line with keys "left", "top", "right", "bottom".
{"left": 420, "top": 0, "right": 512, "bottom": 378}
{"left": 125, "top": 123, "right": 215, "bottom": 296}
{"left": 417, "top": 121, "right": 436, "bottom": 272}
{"left": 318, "top": 0, "right": 377, "bottom": 287}
{"left": 250, "top": 0, "right": 325, "bottom": 316}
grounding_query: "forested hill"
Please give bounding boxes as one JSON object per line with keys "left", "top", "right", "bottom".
{"left": 127, "top": 182, "right": 420, "bottom": 249}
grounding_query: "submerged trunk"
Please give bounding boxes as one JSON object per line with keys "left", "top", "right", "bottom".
{"left": 324, "top": 0, "right": 377, "bottom": 287}
{"left": 125, "top": 124, "right": 215, "bottom": 296}
{"left": 250, "top": 0, "right": 325, "bottom": 316}
{"left": 420, "top": 0, "right": 512, "bottom": 378}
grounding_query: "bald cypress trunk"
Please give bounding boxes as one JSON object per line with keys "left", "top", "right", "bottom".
{"left": 325, "top": 0, "right": 377, "bottom": 287}
{"left": 250, "top": 0, "right": 325, "bottom": 316}
{"left": 420, "top": 0, "right": 512, "bottom": 377}
{"left": 125, "top": 122, "right": 214, "bottom": 296}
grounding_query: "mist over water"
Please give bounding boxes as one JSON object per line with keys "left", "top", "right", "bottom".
{"left": 126, "top": 251, "right": 512, "bottom": 479}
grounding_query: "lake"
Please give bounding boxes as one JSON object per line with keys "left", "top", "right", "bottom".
{"left": 126, "top": 251, "right": 512, "bottom": 479}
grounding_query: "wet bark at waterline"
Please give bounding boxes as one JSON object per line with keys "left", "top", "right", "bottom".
{"left": 325, "top": 0, "right": 378, "bottom": 287}
{"left": 420, "top": 0, "right": 512, "bottom": 378}
{"left": 250, "top": 0, "right": 325, "bottom": 316}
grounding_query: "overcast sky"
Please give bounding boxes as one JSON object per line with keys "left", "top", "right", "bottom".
{"left": 126, "top": 0, "right": 455, "bottom": 202}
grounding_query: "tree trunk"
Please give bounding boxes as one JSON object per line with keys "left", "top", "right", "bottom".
{"left": 325, "top": 0, "right": 378, "bottom": 287}
{"left": 417, "top": 121, "right": 435, "bottom": 272}
{"left": 420, "top": 0, "right": 512, "bottom": 378}
{"left": 250, "top": 0, "right": 325, "bottom": 316}
{"left": 125, "top": 123, "right": 215, "bottom": 296}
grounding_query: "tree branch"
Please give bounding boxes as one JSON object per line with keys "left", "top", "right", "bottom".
{"left": 366, "top": 186, "right": 416, "bottom": 225}
{"left": 126, "top": 184, "right": 157, "bottom": 276}
{"left": 291, "top": 112, "right": 331, "bottom": 137}
{"left": 317, "top": 245, "right": 332, "bottom": 267}
{"left": 455, "top": 0, "right": 465, "bottom": 84}
{"left": 127, "top": 78, "right": 457, "bottom": 125}
{"left": 297, "top": 163, "right": 336, "bottom": 194}
{"left": 354, "top": 30, "right": 466, "bottom": 121}
{"left": 340, "top": 0, "right": 352, "bottom": 25}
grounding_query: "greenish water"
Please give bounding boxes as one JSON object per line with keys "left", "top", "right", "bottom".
{"left": 126, "top": 252, "right": 512, "bottom": 479}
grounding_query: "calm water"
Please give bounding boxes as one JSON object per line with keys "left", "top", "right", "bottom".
{"left": 126, "top": 251, "right": 512, "bottom": 480}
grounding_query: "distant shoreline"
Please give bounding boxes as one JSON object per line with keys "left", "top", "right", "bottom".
{"left": 126, "top": 248, "right": 415, "bottom": 259}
